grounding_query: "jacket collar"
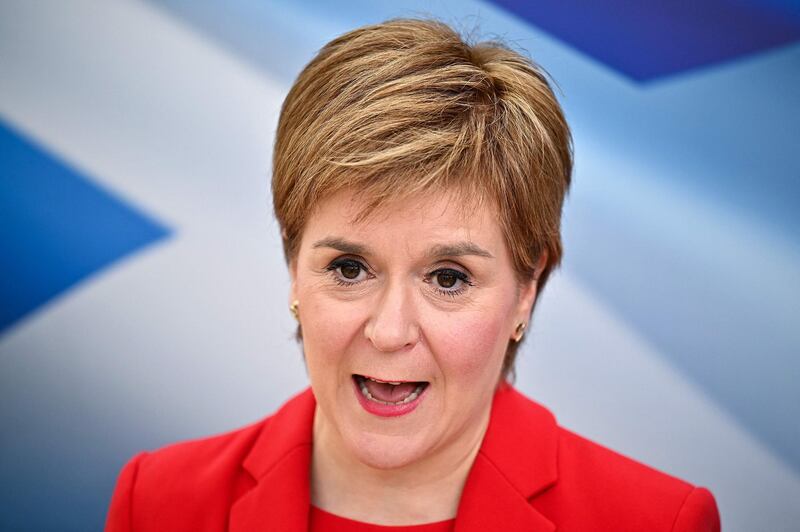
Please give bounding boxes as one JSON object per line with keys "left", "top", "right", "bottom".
{"left": 455, "top": 383, "right": 558, "bottom": 531}
{"left": 230, "top": 385, "right": 558, "bottom": 531}
{"left": 478, "top": 383, "right": 558, "bottom": 499}
{"left": 229, "top": 388, "right": 316, "bottom": 532}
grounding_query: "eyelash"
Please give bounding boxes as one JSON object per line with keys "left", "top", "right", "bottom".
{"left": 325, "top": 258, "right": 371, "bottom": 287}
{"left": 325, "top": 258, "right": 473, "bottom": 297}
{"left": 424, "top": 268, "right": 473, "bottom": 298}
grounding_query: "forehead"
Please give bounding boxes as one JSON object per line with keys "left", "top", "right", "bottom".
{"left": 301, "top": 189, "right": 505, "bottom": 254}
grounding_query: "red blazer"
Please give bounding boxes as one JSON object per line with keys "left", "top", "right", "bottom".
{"left": 106, "top": 386, "right": 720, "bottom": 531}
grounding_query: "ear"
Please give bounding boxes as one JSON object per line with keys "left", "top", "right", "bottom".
{"left": 514, "top": 252, "right": 548, "bottom": 325}
{"left": 288, "top": 257, "right": 298, "bottom": 307}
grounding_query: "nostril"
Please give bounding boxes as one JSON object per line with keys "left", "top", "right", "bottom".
{"left": 363, "top": 283, "right": 420, "bottom": 352}
{"left": 365, "top": 331, "right": 418, "bottom": 353}
{"left": 363, "top": 320, "right": 419, "bottom": 353}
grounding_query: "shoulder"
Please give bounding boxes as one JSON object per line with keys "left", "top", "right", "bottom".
{"left": 106, "top": 388, "right": 317, "bottom": 532}
{"left": 549, "top": 427, "right": 719, "bottom": 531}
{"left": 493, "top": 387, "right": 720, "bottom": 531}
{"left": 106, "top": 417, "right": 269, "bottom": 531}
{"left": 136, "top": 416, "right": 267, "bottom": 489}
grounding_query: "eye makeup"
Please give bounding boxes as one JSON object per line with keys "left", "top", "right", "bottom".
{"left": 325, "top": 257, "right": 372, "bottom": 286}
{"left": 425, "top": 268, "right": 473, "bottom": 297}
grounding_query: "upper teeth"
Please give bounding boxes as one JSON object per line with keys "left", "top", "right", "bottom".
{"left": 368, "top": 377, "right": 402, "bottom": 385}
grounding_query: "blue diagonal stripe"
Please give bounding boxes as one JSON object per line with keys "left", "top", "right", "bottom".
{"left": 0, "top": 120, "right": 170, "bottom": 334}
{"left": 486, "top": 0, "right": 800, "bottom": 81}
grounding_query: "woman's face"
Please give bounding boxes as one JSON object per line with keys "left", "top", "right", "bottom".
{"left": 291, "top": 189, "right": 539, "bottom": 470}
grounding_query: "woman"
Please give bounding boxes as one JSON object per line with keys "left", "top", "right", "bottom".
{"left": 106, "top": 19, "right": 720, "bottom": 531}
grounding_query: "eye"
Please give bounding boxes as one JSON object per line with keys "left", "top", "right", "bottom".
{"left": 340, "top": 262, "right": 361, "bottom": 280}
{"left": 326, "top": 257, "right": 371, "bottom": 285}
{"left": 427, "top": 267, "right": 472, "bottom": 296}
{"left": 436, "top": 270, "right": 459, "bottom": 288}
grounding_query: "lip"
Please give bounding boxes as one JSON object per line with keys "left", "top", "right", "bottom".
{"left": 352, "top": 375, "right": 429, "bottom": 417}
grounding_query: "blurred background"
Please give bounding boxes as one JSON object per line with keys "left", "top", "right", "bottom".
{"left": 1, "top": 1, "right": 799, "bottom": 530}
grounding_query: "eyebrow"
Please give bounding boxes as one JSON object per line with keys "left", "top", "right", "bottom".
{"left": 312, "top": 237, "right": 494, "bottom": 260}
{"left": 426, "top": 242, "right": 494, "bottom": 259}
{"left": 312, "top": 237, "right": 371, "bottom": 255}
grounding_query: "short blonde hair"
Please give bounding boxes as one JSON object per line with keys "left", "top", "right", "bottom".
{"left": 272, "top": 18, "right": 572, "bottom": 378}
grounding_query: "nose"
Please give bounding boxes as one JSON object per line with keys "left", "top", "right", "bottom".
{"left": 364, "top": 278, "right": 420, "bottom": 353}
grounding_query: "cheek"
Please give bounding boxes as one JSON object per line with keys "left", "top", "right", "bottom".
{"left": 300, "top": 295, "right": 362, "bottom": 369}
{"left": 429, "top": 310, "right": 508, "bottom": 379}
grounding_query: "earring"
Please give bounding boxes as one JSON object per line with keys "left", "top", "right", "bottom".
{"left": 289, "top": 300, "right": 300, "bottom": 320}
{"left": 513, "top": 322, "right": 526, "bottom": 342}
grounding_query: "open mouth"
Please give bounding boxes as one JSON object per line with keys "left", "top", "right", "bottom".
{"left": 353, "top": 374, "right": 429, "bottom": 406}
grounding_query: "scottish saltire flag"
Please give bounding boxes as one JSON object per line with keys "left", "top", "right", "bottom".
{"left": 1, "top": 1, "right": 798, "bottom": 530}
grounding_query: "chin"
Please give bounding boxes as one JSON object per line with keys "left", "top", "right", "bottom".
{"left": 344, "top": 429, "right": 431, "bottom": 470}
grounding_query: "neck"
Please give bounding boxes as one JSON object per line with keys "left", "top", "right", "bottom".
{"left": 310, "top": 405, "right": 491, "bottom": 526}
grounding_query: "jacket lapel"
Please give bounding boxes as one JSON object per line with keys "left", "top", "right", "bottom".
{"left": 454, "top": 385, "right": 559, "bottom": 532}
{"left": 455, "top": 454, "right": 555, "bottom": 532}
{"left": 229, "top": 389, "right": 316, "bottom": 532}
